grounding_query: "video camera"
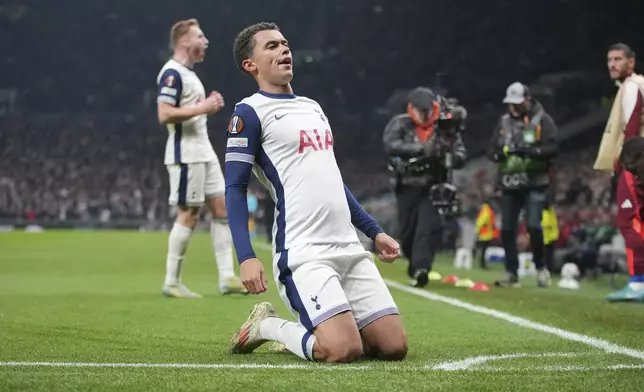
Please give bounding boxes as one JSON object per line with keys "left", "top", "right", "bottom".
{"left": 430, "top": 97, "right": 464, "bottom": 218}
{"left": 386, "top": 94, "right": 464, "bottom": 217}
{"left": 387, "top": 156, "right": 433, "bottom": 177}
{"left": 387, "top": 95, "right": 466, "bottom": 176}
{"left": 429, "top": 182, "right": 461, "bottom": 217}
{"left": 434, "top": 96, "right": 466, "bottom": 137}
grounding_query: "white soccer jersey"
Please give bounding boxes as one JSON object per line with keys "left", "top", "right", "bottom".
{"left": 224, "top": 91, "right": 395, "bottom": 332}
{"left": 156, "top": 59, "right": 216, "bottom": 165}
{"left": 224, "top": 91, "right": 383, "bottom": 260}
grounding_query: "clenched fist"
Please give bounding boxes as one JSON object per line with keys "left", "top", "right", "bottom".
{"left": 374, "top": 233, "right": 401, "bottom": 263}
{"left": 200, "top": 91, "right": 225, "bottom": 115}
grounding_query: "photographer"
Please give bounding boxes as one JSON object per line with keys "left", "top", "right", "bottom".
{"left": 383, "top": 87, "right": 467, "bottom": 288}
{"left": 488, "top": 82, "right": 557, "bottom": 288}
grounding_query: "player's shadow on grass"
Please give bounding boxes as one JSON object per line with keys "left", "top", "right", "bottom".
{"left": 241, "top": 349, "right": 408, "bottom": 364}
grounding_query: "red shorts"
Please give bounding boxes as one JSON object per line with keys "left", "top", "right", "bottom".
{"left": 616, "top": 171, "right": 644, "bottom": 275}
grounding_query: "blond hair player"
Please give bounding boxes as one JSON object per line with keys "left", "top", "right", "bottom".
{"left": 156, "top": 19, "right": 246, "bottom": 297}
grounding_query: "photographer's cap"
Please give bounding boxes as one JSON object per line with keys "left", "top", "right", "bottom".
{"left": 408, "top": 87, "right": 435, "bottom": 111}
{"left": 502, "top": 82, "right": 528, "bottom": 104}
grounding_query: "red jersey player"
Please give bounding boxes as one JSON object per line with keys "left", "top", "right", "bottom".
{"left": 612, "top": 136, "right": 644, "bottom": 302}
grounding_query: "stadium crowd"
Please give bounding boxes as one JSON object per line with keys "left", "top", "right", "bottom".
{"left": 0, "top": 114, "right": 392, "bottom": 221}
{"left": 0, "top": 111, "right": 615, "bottom": 224}
{"left": 0, "top": 115, "right": 165, "bottom": 221}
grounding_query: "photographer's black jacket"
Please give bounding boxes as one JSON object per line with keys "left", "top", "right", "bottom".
{"left": 487, "top": 100, "right": 557, "bottom": 190}
{"left": 383, "top": 113, "right": 467, "bottom": 186}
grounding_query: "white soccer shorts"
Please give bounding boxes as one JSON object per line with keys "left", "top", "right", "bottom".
{"left": 167, "top": 159, "right": 225, "bottom": 207}
{"left": 272, "top": 242, "right": 399, "bottom": 331}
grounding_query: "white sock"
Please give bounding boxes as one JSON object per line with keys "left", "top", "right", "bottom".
{"left": 260, "top": 317, "right": 316, "bottom": 361}
{"left": 164, "top": 223, "right": 192, "bottom": 286}
{"left": 629, "top": 282, "right": 644, "bottom": 290}
{"left": 211, "top": 218, "right": 235, "bottom": 286}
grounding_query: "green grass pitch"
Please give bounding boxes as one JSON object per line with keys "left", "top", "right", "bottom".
{"left": 0, "top": 230, "right": 643, "bottom": 391}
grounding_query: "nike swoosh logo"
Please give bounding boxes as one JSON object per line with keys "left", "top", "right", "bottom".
{"left": 275, "top": 113, "right": 289, "bottom": 120}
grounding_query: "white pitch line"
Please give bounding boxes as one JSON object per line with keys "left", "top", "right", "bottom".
{"left": 2, "top": 361, "right": 644, "bottom": 373}
{"left": 385, "top": 280, "right": 644, "bottom": 360}
{"left": 430, "top": 352, "right": 585, "bottom": 371}
{"left": 252, "top": 243, "right": 644, "bottom": 360}
{"left": 0, "top": 362, "right": 378, "bottom": 371}
{"left": 482, "top": 364, "right": 644, "bottom": 372}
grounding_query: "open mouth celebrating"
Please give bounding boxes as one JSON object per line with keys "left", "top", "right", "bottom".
{"left": 278, "top": 57, "right": 292, "bottom": 68}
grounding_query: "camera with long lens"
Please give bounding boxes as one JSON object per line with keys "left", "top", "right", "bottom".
{"left": 387, "top": 96, "right": 464, "bottom": 176}
{"left": 429, "top": 182, "right": 461, "bottom": 217}
{"left": 427, "top": 96, "right": 464, "bottom": 217}
{"left": 434, "top": 96, "right": 466, "bottom": 138}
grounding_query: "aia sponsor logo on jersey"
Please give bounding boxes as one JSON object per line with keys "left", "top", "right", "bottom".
{"left": 299, "top": 129, "right": 333, "bottom": 154}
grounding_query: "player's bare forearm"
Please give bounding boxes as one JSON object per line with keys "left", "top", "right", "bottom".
{"left": 157, "top": 103, "right": 204, "bottom": 125}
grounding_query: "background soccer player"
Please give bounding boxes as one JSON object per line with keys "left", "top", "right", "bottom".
{"left": 156, "top": 19, "right": 246, "bottom": 298}
{"left": 613, "top": 136, "right": 644, "bottom": 302}
{"left": 594, "top": 43, "right": 644, "bottom": 302}
{"left": 224, "top": 22, "right": 407, "bottom": 363}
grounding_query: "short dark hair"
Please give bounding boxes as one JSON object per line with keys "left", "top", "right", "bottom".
{"left": 620, "top": 136, "right": 644, "bottom": 173}
{"left": 608, "top": 43, "right": 636, "bottom": 60}
{"left": 233, "top": 22, "right": 280, "bottom": 75}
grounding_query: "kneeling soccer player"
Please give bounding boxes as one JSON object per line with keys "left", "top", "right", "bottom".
{"left": 224, "top": 22, "right": 408, "bottom": 362}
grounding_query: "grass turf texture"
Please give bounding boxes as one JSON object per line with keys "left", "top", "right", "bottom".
{"left": 0, "top": 230, "right": 643, "bottom": 392}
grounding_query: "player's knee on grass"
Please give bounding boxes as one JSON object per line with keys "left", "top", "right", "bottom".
{"left": 176, "top": 206, "right": 200, "bottom": 229}
{"left": 371, "top": 333, "right": 408, "bottom": 361}
{"left": 312, "top": 311, "right": 363, "bottom": 363}
{"left": 315, "top": 336, "right": 363, "bottom": 363}
{"left": 361, "top": 315, "right": 408, "bottom": 361}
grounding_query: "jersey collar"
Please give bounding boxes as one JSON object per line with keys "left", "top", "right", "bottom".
{"left": 258, "top": 90, "right": 297, "bottom": 99}
{"left": 170, "top": 58, "right": 195, "bottom": 71}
